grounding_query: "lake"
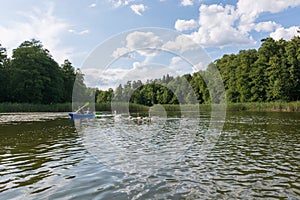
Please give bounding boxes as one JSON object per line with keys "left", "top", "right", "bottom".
{"left": 0, "top": 112, "right": 299, "bottom": 199}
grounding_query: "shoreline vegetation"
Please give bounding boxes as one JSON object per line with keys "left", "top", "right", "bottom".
{"left": 0, "top": 101, "right": 300, "bottom": 113}
{"left": 1, "top": 37, "right": 300, "bottom": 112}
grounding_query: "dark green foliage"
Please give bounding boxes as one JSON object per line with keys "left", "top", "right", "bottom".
{"left": 94, "top": 102, "right": 149, "bottom": 112}
{"left": 0, "top": 36, "right": 299, "bottom": 109}
{"left": 9, "top": 40, "right": 62, "bottom": 103}
{"left": 216, "top": 36, "right": 300, "bottom": 103}
{"left": 0, "top": 44, "right": 9, "bottom": 102}
{"left": 61, "top": 59, "right": 76, "bottom": 102}
{"left": 96, "top": 36, "right": 300, "bottom": 106}
{"left": 0, "top": 39, "right": 79, "bottom": 105}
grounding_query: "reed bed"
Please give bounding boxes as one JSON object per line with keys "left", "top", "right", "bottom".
{"left": 227, "top": 101, "right": 300, "bottom": 112}
{"left": 1, "top": 101, "right": 300, "bottom": 113}
{"left": 0, "top": 103, "right": 72, "bottom": 112}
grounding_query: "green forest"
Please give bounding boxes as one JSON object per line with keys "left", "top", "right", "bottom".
{"left": 0, "top": 37, "right": 300, "bottom": 109}
{"left": 97, "top": 37, "right": 300, "bottom": 105}
{"left": 0, "top": 39, "right": 83, "bottom": 104}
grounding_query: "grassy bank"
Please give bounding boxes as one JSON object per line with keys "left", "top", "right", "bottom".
{"left": 150, "top": 102, "right": 300, "bottom": 113}
{"left": 0, "top": 103, "right": 72, "bottom": 112}
{"left": 1, "top": 101, "right": 300, "bottom": 113}
{"left": 226, "top": 101, "right": 300, "bottom": 112}
{"left": 0, "top": 102, "right": 149, "bottom": 113}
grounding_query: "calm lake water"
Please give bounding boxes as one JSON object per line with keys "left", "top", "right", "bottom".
{"left": 0, "top": 112, "right": 299, "bottom": 199}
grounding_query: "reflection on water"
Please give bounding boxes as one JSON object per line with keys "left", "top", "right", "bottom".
{"left": 0, "top": 112, "right": 67, "bottom": 124}
{"left": 0, "top": 112, "right": 299, "bottom": 199}
{"left": 0, "top": 117, "right": 84, "bottom": 199}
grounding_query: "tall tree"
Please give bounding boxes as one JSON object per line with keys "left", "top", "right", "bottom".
{"left": 265, "top": 39, "right": 290, "bottom": 101}
{"left": 285, "top": 36, "right": 300, "bottom": 101}
{"left": 249, "top": 38, "right": 277, "bottom": 102}
{"left": 216, "top": 54, "right": 239, "bottom": 102}
{"left": 61, "top": 59, "right": 76, "bottom": 102}
{"left": 0, "top": 44, "right": 9, "bottom": 102}
{"left": 190, "top": 72, "right": 209, "bottom": 104}
{"left": 235, "top": 49, "right": 257, "bottom": 102}
{"left": 10, "top": 39, "right": 64, "bottom": 103}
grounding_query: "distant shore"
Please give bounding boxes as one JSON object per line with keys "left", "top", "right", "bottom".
{"left": 0, "top": 101, "right": 300, "bottom": 113}
{"left": 226, "top": 101, "right": 300, "bottom": 112}
{"left": 0, "top": 102, "right": 149, "bottom": 113}
{"left": 160, "top": 102, "right": 300, "bottom": 112}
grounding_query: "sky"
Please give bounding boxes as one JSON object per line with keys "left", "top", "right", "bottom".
{"left": 0, "top": 0, "right": 300, "bottom": 89}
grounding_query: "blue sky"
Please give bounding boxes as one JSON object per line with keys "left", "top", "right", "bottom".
{"left": 0, "top": 0, "right": 299, "bottom": 89}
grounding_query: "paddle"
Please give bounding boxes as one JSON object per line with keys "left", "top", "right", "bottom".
{"left": 75, "top": 102, "right": 89, "bottom": 113}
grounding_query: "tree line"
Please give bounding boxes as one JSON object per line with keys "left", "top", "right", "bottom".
{"left": 217, "top": 37, "right": 300, "bottom": 102}
{"left": 0, "top": 39, "right": 85, "bottom": 104}
{"left": 0, "top": 36, "right": 299, "bottom": 106}
{"left": 97, "top": 36, "right": 300, "bottom": 105}
{"left": 96, "top": 73, "right": 210, "bottom": 106}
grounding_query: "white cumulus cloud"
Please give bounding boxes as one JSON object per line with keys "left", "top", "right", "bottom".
{"left": 178, "top": 0, "right": 300, "bottom": 47}
{"left": 130, "top": 4, "right": 146, "bottom": 16}
{"left": 169, "top": 56, "right": 191, "bottom": 74}
{"left": 270, "top": 26, "right": 300, "bottom": 40}
{"left": 254, "top": 21, "right": 280, "bottom": 32}
{"left": 169, "top": 56, "right": 204, "bottom": 74}
{"left": 181, "top": 0, "right": 193, "bottom": 6}
{"left": 112, "top": 31, "right": 163, "bottom": 58}
{"left": 112, "top": 47, "right": 133, "bottom": 58}
{"left": 189, "top": 4, "right": 255, "bottom": 47}
{"left": 175, "top": 19, "right": 198, "bottom": 31}
{"left": 82, "top": 67, "right": 129, "bottom": 90}
{"left": 110, "top": 0, "right": 138, "bottom": 7}
{"left": 237, "top": 0, "right": 300, "bottom": 33}
{"left": 126, "top": 31, "right": 162, "bottom": 49}
{"left": 163, "top": 34, "right": 200, "bottom": 53}
{"left": 0, "top": 3, "right": 73, "bottom": 63}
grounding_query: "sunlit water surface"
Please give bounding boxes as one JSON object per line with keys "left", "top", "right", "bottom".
{"left": 0, "top": 112, "right": 299, "bottom": 199}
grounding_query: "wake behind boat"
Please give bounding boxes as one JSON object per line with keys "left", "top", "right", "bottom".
{"left": 95, "top": 113, "right": 114, "bottom": 118}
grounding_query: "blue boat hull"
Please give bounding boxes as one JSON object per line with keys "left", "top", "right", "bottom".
{"left": 68, "top": 112, "right": 95, "bottom": 120}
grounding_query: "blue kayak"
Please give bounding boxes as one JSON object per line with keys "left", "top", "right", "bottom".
{"left": 68, "top": 112, "right": 95, "bottom": 120}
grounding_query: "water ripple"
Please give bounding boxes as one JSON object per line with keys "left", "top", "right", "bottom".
{"left": 0, "top": 112, "right": 299, "bottom": 199}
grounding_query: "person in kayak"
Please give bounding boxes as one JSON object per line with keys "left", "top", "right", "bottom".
{"left": 76, "top": 106, "right": 85, "bottom": 114}
{"left": 85, "top": 107, "right": 92, "bottom": 114}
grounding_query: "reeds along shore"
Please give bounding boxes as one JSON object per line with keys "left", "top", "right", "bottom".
{"left": 0, "top": 101, "right": 300, "bottom": 113}
{"left": 226, "top": 101, "right": 300, "bottom": 112}
{"left": 147, "top": 102, "right": 300, "bottom": 113}
{"left": 0, "top": 103, "right": 72, "bottom": 112}
{"left": 170, "top": 102, "right": 300, "bottom": 112}
{"left": 0, "top": 102, "right": 149, "bottom": 113}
